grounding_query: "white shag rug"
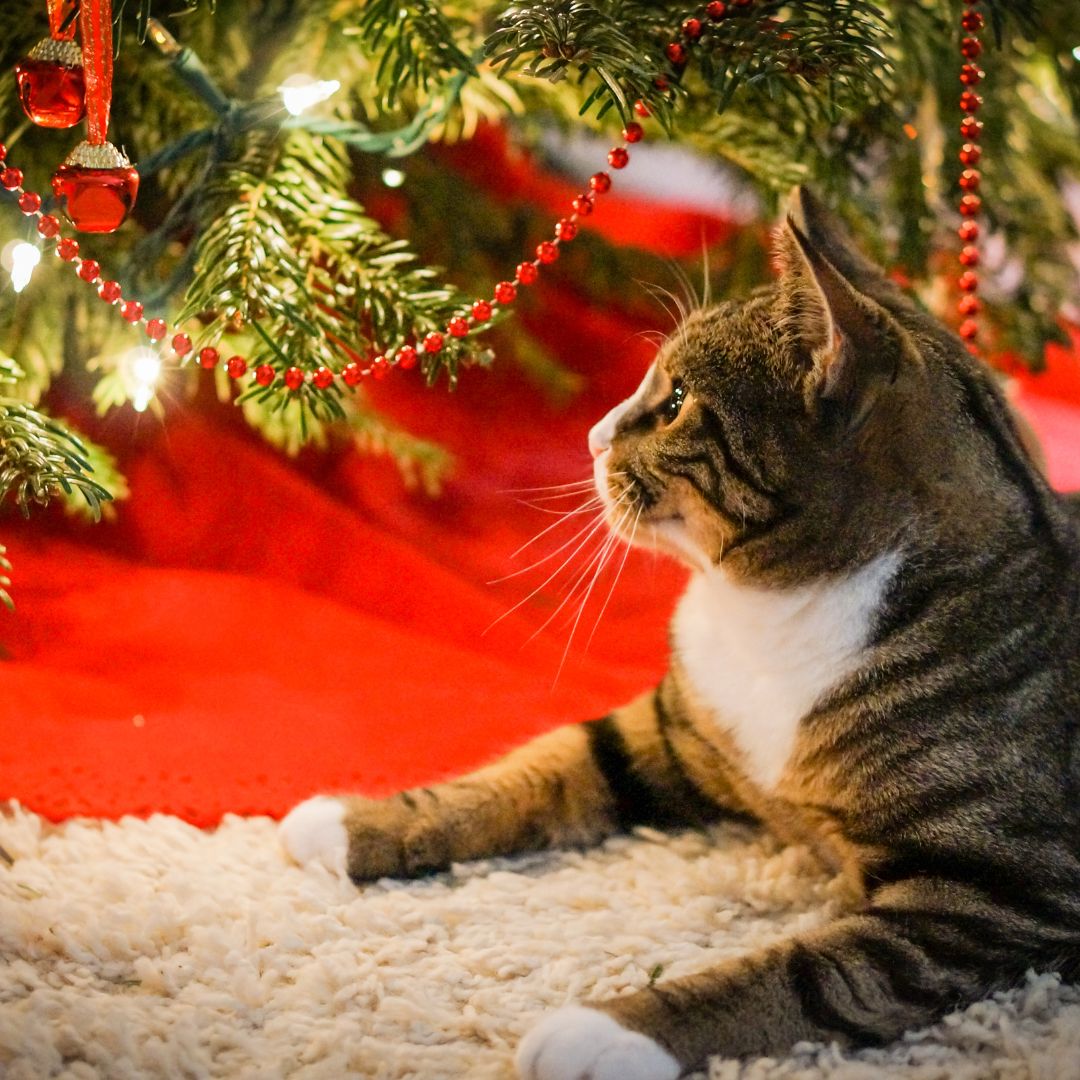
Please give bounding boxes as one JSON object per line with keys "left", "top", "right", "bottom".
{"left": 2, "top": 804, "right": 1079, "bottom": 1080}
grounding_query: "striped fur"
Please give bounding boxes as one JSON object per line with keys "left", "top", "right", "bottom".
{"left": 282, "top": 188, "right": 1080, "bottom": 1077}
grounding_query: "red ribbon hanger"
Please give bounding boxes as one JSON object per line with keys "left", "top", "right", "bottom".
{"left": 47, "top": 0, "right": 78, "bottom": 41}
{"left": 79, "top": 0, "right": 113, "bottom": 145}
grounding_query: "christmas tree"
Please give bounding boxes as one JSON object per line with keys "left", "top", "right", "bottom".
{"left": 1, "top": 0, "right": 1079, "bottom": 607}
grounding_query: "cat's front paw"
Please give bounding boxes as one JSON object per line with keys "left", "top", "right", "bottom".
{"left": 279, "top": 795, "right": 348, "bottom": 874}
{"left": 516, "top": 1006, "right": 681, "bottom": 1080}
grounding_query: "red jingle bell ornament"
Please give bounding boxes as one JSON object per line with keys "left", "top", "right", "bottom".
{"left": 14, "top": 2, "right": 84, "bottom": 128}
{"left": 50, "top": 0, "right": 138, "bottom": 233}
{"left": 15, "top": 37, "right": 85, "bottom": 129}
{"left": 52, "top": 141, "right": 139, "bottom": 233}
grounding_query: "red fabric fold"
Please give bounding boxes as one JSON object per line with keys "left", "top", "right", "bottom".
{"left": 2, "top": 131, "right": 1078, "bottom": 825}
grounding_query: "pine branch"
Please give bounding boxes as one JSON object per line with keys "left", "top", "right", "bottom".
{"left": 177, "top": 131, "right": 491, "bottom": 441}
{"left": 0, "top": 359, "right": 113, "bottom": 520}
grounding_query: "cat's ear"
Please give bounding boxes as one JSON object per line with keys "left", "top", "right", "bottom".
{"left": 787, "top": 186, "right": 909, "bottom": 307}
{"left": 775, "top": 217, "right": 911, "bottom": 430}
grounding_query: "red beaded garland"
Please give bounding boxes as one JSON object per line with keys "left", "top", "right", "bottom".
{"left": 955, "top": 2, "right": 986, "bottom": 351}
{"left": 959, "top": 193, "right": 981, "bottom": 217}
{"left": 960, "top": 117, "right": 983, "bottom": 140}
{"left": 493, "top": 281, "right": 517, "bottom": 305}
{"left": 681, "top": 17, "right": 702, "bottom": 39}
{"left": 706, "top": 0, "right": 727, "bottom": 17}
{"left": 555, "top": 218, "right": 578, "bottom": 241}
{"left": 516, "top": 261, "right": 539, "bottom": 285}
{"left": 608, "top": 147, "right": 629, "bottom": 169}
{"left": 959, "top": 143, "right": 981, "bottom": 166}
{"left": 665, "top": 42, "right": 687, "bottom": 66}
{"left": 0, "top": 22, "right": 656, "bottom": 396}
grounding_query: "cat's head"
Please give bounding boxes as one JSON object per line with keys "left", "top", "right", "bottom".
{"left": 589, "top": 188, "right": 1033, "bottom": 585}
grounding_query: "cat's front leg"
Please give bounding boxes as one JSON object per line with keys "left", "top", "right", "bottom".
{"left": 281, "top": 684, "right": 739, "bottom": 883}
{"left": 517, "top": 875, "right": 1053, "bottom": 1078}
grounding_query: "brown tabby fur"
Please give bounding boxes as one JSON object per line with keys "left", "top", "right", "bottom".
{"left": 330, "top": 189, "right": 1080, "bottom": 1072}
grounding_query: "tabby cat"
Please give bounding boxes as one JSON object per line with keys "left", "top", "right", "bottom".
{"left": 280, "top": 188, "right": 1080, "bottom": 1080}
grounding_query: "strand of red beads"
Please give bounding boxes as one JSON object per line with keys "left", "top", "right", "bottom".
{"left": 0, "top": 2, "right": 743, "bottom": 395}
{"left": 0, "top": 111, "right": 651, "bottom": 393}
{"left": 956, "top": 0, "right": 986, "bottom": 354}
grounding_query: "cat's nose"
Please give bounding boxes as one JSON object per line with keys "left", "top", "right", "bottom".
{"left": 588, "top": 415, "right": 614, "bottom": 459}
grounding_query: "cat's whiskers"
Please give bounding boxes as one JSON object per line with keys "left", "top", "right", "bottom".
{"left": 484, "top": 496, "right": 625, "bottom": 632}
{"left": 529, "top": 502, "right": 629, "bottom": 644}
{"left": 550, "top": 502, "right": 637, "bottom": 684}
{"left": 586, "top": 501, "right": 644, "bottom": 651}
{"left": 501, "top": 479, "right": 597, "bottom": 496}
{"left": 487, "top": 504, "right": 608, "bottom": 587}
{"left": 507, "top": 495, "right": 604, "bottom": 559}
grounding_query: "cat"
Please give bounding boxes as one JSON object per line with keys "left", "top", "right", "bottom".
{"left": 279, "top": 188, "right": 1080, "bottom": 1080}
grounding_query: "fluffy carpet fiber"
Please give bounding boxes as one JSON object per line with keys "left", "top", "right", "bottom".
{"left": 2, "top": 805, "right": 1079, "bottom": 1079}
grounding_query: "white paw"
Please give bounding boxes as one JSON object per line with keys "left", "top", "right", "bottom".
{"left": 516, "top": 1006, "right": 681, "bottom": 1080}
{"left": 279, "top": 796, "right": 347, "bottom": 874}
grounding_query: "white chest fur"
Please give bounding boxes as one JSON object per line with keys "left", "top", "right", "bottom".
{"left": 672, "top": 552, "right": 900, "bottom": 790}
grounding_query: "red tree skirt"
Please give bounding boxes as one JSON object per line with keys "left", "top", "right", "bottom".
{"left": 1, "top": 137, "right": 1078, "bottom": 825}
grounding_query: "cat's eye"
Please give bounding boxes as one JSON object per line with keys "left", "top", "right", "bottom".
{"left": 659, "top": 381, "right": 685, "bottom": 425}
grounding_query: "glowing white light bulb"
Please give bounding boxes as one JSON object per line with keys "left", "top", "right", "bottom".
{"left": 278, "top": 75, "right": 341, "bottom": 116}
{"left": 126, "top": 348, "right": 162, "bottom": 412}
{"left": 8, "top": 242, "right": 41, "bottom": 293}
{"left": 381, "top": 168, "right": 406, "bottom": 188}
{"left": 1073, "top": 46, "right": 1080, "bottom": 61}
